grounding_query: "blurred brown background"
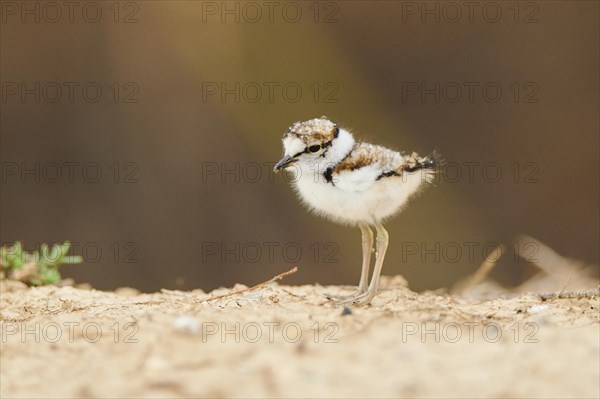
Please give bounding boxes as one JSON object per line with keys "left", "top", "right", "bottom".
{"left": 1, "top": 1, "right": 598, "bottom": 292}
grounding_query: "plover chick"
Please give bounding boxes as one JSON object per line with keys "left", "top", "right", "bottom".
{"left": 274, "top": 117, "right": 440, "bottom": 305}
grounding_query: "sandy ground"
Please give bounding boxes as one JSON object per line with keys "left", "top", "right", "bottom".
{"left": 1, "top": 275, "right": 599, "bottom": 398}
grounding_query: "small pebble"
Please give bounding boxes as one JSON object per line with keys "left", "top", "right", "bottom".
{"left": 173, "top": 316, "right": 200, "bottom": 334}
{"left": 341, "top": 306, "right": 353, "bottom": 316}
{"left": 528, "top": 304, "right": 549, "bottom": 314}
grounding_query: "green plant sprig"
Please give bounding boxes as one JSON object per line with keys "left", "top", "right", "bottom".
{"left": 1, "top": 241, "right": 83, "bottom": 286}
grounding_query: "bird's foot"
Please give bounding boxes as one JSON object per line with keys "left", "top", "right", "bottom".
{"left": 332, "top": 290, "right": 375, "bottom": 306}
{"left": 325, "top": 287, "right": 367, "bottom": 301}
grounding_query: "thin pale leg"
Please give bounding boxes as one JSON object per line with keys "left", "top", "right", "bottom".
{"left": 336, "top": 223, "right": 388, "bottom": 306}
{"left": 327, "top": 224, "right": 373, "bottom": 300}
{"left": 357, "top": 223, "right": 374, "bottom": 292}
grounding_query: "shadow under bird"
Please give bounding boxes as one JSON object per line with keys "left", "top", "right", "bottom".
{"left": 274, "top": 117, "right": 441, "bottom": 305}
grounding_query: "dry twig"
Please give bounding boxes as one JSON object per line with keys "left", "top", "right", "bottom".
{"left": 539, "top": 286, "right": 600, "bottom": 301}
{"left": 454, "top": 244, "right": 506, "bottom": 294}
{"left": 194, "top": 266, "right": 298, "bottom": 304}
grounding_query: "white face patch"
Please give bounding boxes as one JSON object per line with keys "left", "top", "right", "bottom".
{"left": 282, "top": 136, "right": 305, "bottom": 157}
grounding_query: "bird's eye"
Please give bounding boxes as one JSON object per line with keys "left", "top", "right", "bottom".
{"left": 308, "top": 144, "right": 321, "bottom": 153}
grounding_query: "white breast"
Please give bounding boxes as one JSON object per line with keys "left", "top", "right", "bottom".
{"left": 291, "top": 167, "right": 425, "bottom": 226}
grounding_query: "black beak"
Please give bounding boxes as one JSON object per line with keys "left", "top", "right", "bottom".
{"left": 274, "top": 155, "right": 296, "bottom": 172}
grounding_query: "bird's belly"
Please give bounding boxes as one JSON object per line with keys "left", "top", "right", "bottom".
{"left": 293, "top": 174, "right": 422, "bottom": 225}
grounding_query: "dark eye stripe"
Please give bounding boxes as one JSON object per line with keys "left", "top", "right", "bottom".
{"left": 292, "top": 139, "right": 334, "bottom": 159}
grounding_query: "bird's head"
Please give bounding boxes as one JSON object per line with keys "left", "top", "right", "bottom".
{"left": 274, "top": 117, "right": 340, "bottom": 172}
